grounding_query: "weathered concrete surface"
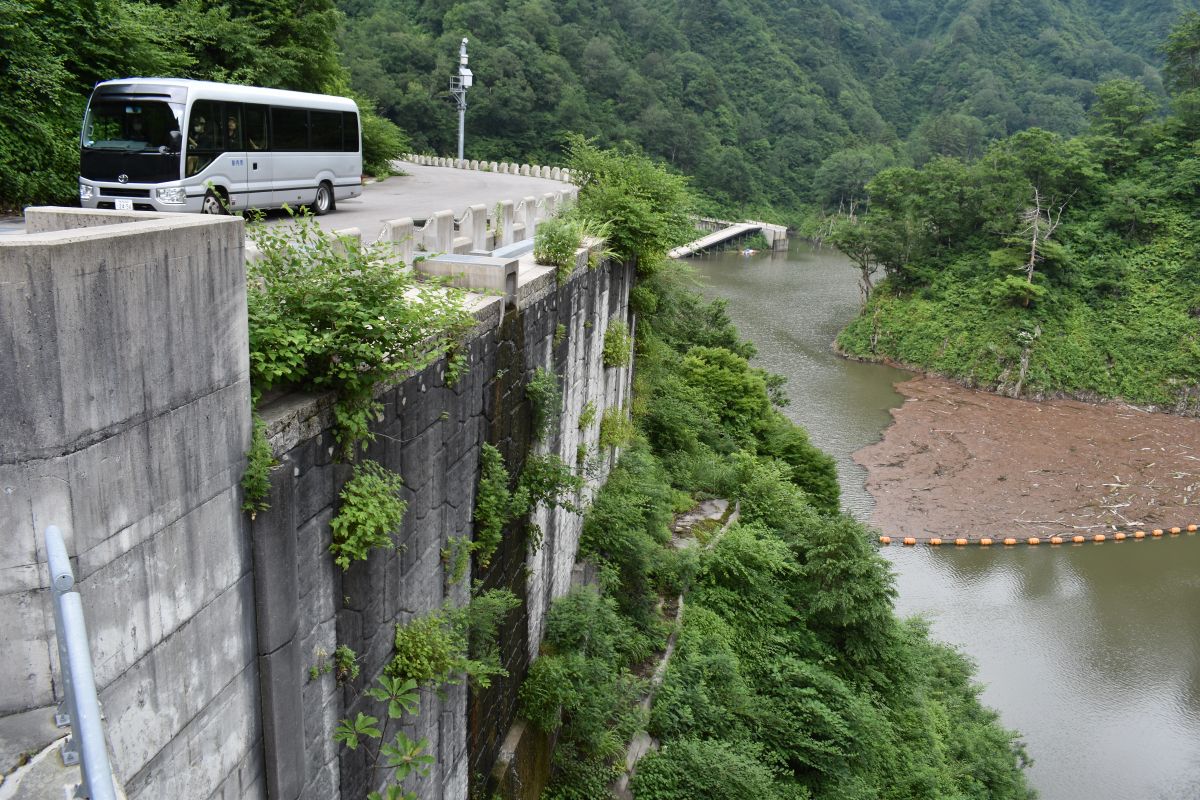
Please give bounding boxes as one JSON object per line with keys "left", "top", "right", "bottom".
{"left": 0, "top": 208, "right": 258, "bottom": 799}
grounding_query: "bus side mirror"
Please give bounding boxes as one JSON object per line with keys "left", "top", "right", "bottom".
{"left": 168, "top": 130, "right": 182, "bottom": 150}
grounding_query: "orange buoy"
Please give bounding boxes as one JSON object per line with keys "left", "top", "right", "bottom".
{"left": 1094, "top": 533, "right": 1106, "bottom": 542}
{"left": 1027, "top": 537, "right": 1040, "bottom": 546}
{"left": 1072, "top": 535, "right": 1086, "bottom": 543}
{"left": 1114, "top": 532, "right": 1127, "bottom": 541}
{"left": 929, "top": 538, "right": 943, "bottom": 546}
{"left": 1003, "top": 537, "right": 1017, "bottom": 546}
{"left": 1188, "top": 524, "right": 1198, "bottom": 532}
{"left": 1152, "top": 529, "right": 1164, "bottom": 537}
{"left": 903, "top": 537, "right": 917, "bottom": 546}
{"left": 1170, "top": 527, "right": 1181, "bottom": 535}
{"left": 979, "top": 538, "right": 993, "bottom": 546}
{"left": 1050, "top": 536, "right": 1064, "bottom": 545}
{"left": 955, "top": 538, "right": 968, "bottom": 546}
{"left": 879, "top": 536, "right": 892, "bottom": 545}
{"left": 1134, "top": 530, "right": 1146, "bottom": 540}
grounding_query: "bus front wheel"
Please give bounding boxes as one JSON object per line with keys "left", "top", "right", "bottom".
{"left": 313, "top": 182, "right": 334, "bottom": 216}
{"left": 201, "top": 189, "right": 229, "bottom": 215}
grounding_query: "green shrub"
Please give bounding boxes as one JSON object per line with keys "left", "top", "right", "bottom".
{"left": 357, "top": 102, "right": 410, "bottom": 177}
{"left": 247, "top": 216, "right": 472, "bottom": 456}
{"left": 599, "top": 406, "right": 634, "bottom": 450}
{"left": 602, "top": 319, "right": 632, "bottom": 367}
{"left": 388, "top": 589, "right": 519, "bottom": 689}
{"left": 631, "top": 739, "right": 790, "bottom": 800}
{"left": 527, "top": 367, "right": 562, "bottom": 441}
{"left": 578, "top": 400, "right": 597, "bottom": 430}
{"left": 472, "top": 443, "right": 512, "bottom": 568}
{"left": 241, "top": 414, "right": 277, "bottom": 518}
{"left": 329, "top": 461, "right": 407, "bottom": 570}
{"left": 535, "top": 214, "right": 584, "bottom": 282}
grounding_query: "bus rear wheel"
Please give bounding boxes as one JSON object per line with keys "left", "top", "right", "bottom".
{"left": 313, "top": 182, "right": 334, "bottom": 216}
{"left": 201, "top": 189, "right": 229, "bottom": 215}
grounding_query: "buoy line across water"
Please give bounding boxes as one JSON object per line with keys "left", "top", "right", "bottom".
{"left": 877, "top": 524, "right": 1199, "bottom": 547}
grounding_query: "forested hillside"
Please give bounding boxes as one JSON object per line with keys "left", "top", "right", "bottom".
{"left": 5, "top": 0, "right": 1199, "bottom": 213}
{"left": 339, "top": 0, "right": 1200, "bottom": 215}
{"left": 834, "top": 15, "right": 1200, "bottom": 410}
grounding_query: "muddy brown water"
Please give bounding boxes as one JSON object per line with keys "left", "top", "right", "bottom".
{"left": 691, "top": 242, "right": 1200, "bottom": 800}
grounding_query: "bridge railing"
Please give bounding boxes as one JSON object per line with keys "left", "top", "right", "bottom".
{"left": 45, "top": 524, "right": 116, "bottom": 800}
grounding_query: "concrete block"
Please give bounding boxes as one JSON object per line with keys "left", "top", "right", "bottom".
{"left": 382, "top": 217, "right": 414, "bottom": 267}
{"left": 0, "top": 589, "right": 55, "bottom": 713}
{"left": 251, "top": 466, "right": 299, "bottom": 656}
{"left": 122, "top": 665, "right": 262, "bottom": 800}
{"left": 520, "top": 164, "right": 531, "bottom": 176}
{"left": 258, "top": 636, "right": 305, "bottom": 800}
{"left": 465, "top": 204, "right": 487, "bottom": 251}
{"left": 101, "top": 574, "right": 257, "bottom": 784}
{"left": 415, "top": 253, "right": 518, "bottom": 301}
{"left": 498, "top": 200, "right": 515, "bottom": 248}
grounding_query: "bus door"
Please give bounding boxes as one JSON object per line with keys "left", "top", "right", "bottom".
{"left": 239, "top": 104, "right": 272, "bottom": 211}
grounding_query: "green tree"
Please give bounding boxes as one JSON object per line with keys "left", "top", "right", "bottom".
{"left": 1090, "top": 78, "right": 1159, "bottom": 139}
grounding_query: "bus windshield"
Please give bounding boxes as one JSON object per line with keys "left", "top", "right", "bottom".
{"left": 83, "top": 101, "right": 182, "bottom": 152}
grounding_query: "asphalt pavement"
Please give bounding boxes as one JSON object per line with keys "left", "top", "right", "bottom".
{"left": 263, "top": 162, "right": 571, "bottom": 241}
{"left": 0, "top": 163, "right": 570, "bottom": 239}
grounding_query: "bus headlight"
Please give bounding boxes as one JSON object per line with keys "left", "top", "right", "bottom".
{"left": 156, "top": 187, "right": 188, "bottom": 204}
{"left": 79, "top": 183, "right": 94, "bottom": 201}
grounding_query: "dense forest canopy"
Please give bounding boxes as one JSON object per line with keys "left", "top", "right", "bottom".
{"left": 833, "top": 14, "right": 1200, "bottom": 409}
{"left": 338, "top": 0, "right": 1200, "bottom": 215}
{"left": 5, "top": 0, "right": 1200, "bottom": 213}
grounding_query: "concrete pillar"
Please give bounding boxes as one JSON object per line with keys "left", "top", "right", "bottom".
{"left": 432, "top": 209, "right": 454, "bottom": 253}
{"left": 466, "top": 204, "right": 487, "bottom": 251}
{"left": 540, "top": 193, "right": 558, "bottom": 221}
{"left": 516, "top": 195, "right": 537, "bottom": 238}
{"left": 500, "top": 200, "right": 514, "bottom": 246}
{"left": 331, "top": 227, "right": 362, "bottom": 256}
{"left": 550, "top": 167, "right": 561, "bottom": 180}
{"left": 490, "top": 161, "right": 499, "bottom": 172}
{"left": 521, "top": 164, "right": 531, "bottom": 176}
{"left": 469, "top": 160, "right": 479, "bottom": 170}
{"left": 382, "top": 217, "right": 415, "bottom": 267}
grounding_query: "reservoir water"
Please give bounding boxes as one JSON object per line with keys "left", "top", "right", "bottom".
{"left": 691, "top": 243, "right": 1200, "bottom": 800}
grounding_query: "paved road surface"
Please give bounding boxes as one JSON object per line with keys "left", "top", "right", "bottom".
{"left": 264, "top": 162, "right": 570, "bottom": 241}
{"left": 0, "top": 163, "right": 570, "bottom": 239}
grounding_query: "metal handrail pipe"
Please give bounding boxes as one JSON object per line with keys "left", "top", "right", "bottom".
{"left": 45, "top": 525, "right": 116, "bottom": 800}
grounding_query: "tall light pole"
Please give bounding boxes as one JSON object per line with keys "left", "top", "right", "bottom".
{"left": 450, "top": 38, "right": 473, "bottom": 161}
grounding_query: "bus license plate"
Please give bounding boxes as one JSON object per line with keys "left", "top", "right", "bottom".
{"left": 115, "top": 199, "right": 133, "bottom": 211}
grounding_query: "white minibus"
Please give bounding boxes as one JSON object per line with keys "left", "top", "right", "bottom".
{"left": 79, "top": 78, "right": 363, "bottom": 215}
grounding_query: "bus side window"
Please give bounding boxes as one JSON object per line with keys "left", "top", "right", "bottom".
{"left": 186, "top": 100, "right": 221, "bottom": 176}
{"left": 243, "top": 104, "right": 268, "bottom": 151}
{"left": 224, "top": 103, "right": 243, "bottom": 151}
{"left": 342, "top": 112, "right": 359, "bottom": 152}
{"left": 310, "top": 110, "right": 342, "bottom": 150}
{"left": 270, "top": 107, "right": 309, "bottom": 151}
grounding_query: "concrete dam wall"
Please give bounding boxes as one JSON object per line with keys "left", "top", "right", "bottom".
{"left": 0, "top": 206, "right": 633, "bottom": 800}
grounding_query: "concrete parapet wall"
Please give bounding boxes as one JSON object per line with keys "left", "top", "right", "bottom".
{"left": 403, "top": 155, "right": 573, "bottom": 186}
{"left": 2, "top": 197, "right": 630, "bottom": 800}
{"left": 0, "top": 208, "right": 258, "bottom": 797}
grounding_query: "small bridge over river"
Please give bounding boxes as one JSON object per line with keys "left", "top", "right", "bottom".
{"left": 669, "top": 217, "right": 789, "bottom": 258}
